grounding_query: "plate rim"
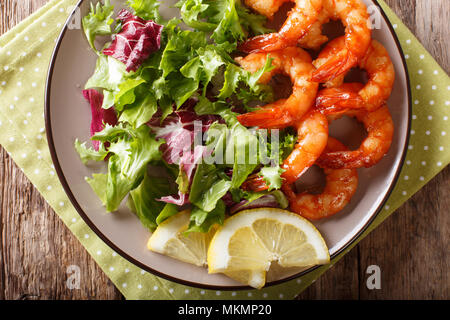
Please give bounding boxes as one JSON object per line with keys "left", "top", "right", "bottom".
{"left": 44, "top": 0, "right": 412, "bottom": 290}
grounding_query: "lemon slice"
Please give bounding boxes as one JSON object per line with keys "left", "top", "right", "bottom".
{"left": 225, "top": 270, "right": 266, "bottom": 289}
{"left": 147, "top": 210, "right": 216, "bottom": 267}
{"left": 207, "top": 208, "right": 330, "bottom": 276}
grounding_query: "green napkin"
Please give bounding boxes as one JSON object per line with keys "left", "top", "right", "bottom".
{"left": 0, "top": 0, "right": 448, "bottom": 300}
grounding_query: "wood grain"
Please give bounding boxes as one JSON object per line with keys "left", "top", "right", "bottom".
{"left": 0, "top": 0, "right": 448, "bottom": 300}
{"left": 0, "top": 0, "right": 122, "bottom": 300}
{"left": 298, "top": 0, "right": 450, "bottom": 300}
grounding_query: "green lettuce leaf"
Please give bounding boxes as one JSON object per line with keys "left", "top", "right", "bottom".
{"left": 91, "top": 122, "right": 128, "bottom": 142}
{"left": 160, "top": 30, "right": 207, "bottom": 77}
{"left": 129, "top": 172, "right": 175, "bottom": 230}
{"left": 189, "top": 162, "right": 232, "bottom": 212}
{"left": 82, "top": 0, "right": 114, "bottom": 52}
{"left": 85, "top": 173, "right": 108, "bottom": 206}
{"left": 259, "top": 166, "right": 284, "bottom": 191}
{"left": 156, "top": 203, "right": 179, "bottom": 225}
{"left": 95, "top": 125, "right": 164, "bottom": 212}
{"left": 126, "top": 0, "right": 161, "bottom": 22}
{"left": 186, "top": 200, "right": 225, "bottom": 234}
{"left": 114, "top": 78, "right": 147, "bottom": 111}
{"left": 218, "top": 56, "right": 274, "bottom": 104}
{"left": 176, "top": 0, "right": 272, "bottom": 44}
{"left": 119, "top": 88, "right": 158, "bottom": 128}
{"left": 74, "top": 139, "right": 108, "bottom": 164}
{"left": 85, "top": 55, "right": 129, "bottom": 91}
{"left": 201, "top": 109, "right": 259, "bottom": 190}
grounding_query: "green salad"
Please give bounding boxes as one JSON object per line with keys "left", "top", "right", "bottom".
{"left": 76, "top": 0, "right": 295, "bottom": 234}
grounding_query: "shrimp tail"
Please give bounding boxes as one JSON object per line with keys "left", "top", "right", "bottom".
{"left": 312, "top": 50, "right": 358, "bottom": 83}
{"left": 237, "top": 107, "right": 293, "bottom": 129}
{"left": 315, "top": 83, "right": 365, "bottom": 113}
{"left": 239, "top": 33, "right": 285, "bottom": 54}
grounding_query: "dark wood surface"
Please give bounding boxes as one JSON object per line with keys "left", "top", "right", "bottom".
{"left": 0, "top": 0, "right": 448, "bottom": 300}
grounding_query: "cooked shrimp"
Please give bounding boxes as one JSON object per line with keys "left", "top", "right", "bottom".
{"left": 281, "top": 111, "right": 329, "bottom": 184}
{"left": 236, "top": 47, "right": 318, "bottom": 129}
{"left": 297, "top": 4, "right": 331, "bottom": 50}
{"left": 310, "top": 0, "right": 372, "bottom": 83}
{"left": 282, "top": 137, "right": 358, "bottom": 220}
{"left": 317, "top": 105, "right": 394, "bottom": 169}
{"left": 315, "top": 38, "right": 395, "bottom": 112}
{"left": 240, "top": 0, "right": 323, "bottom": 53}
{"left": 241, "top": 110, "right": 328, "bottom": 192}
{"left": 316, "top": 82, "right": 366, "bottom": 113}
{"left": 241, "top": 0, "right": 371, "bottom": 83}
{"left": 311, "top": 35, "right": 347, "bottom": 88}
{"left": 243, "top": 0, "right": 291, "bottom": 19}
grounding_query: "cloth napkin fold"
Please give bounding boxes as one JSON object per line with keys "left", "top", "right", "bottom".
{"left": 0, "top": 0, "right": 448, "bottom": 300}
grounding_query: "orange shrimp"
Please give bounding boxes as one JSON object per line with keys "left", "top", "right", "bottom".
{"left": 243, "top": 0, "right": 291, "bottom": 19}
{"left": 309, "top": 0, "right": 372, "bottom": 83}
{"left": 316, "top": 82, "right": 366, "bottom": 113}
{"left": 236, "top": 47, "right": 318, "bottom": 129}
{"left": 241, "top": 111, "right": 328, "bottom": 192}
{"left": 312, "top": 35, "right": 347, "bottom": 88}
{"left": 240, "top": 0, "right": 323, "bottom": 53}
{"left": 317, "top": 105, "right": 394, "bottom": 169}
{"left": 315, "top": 38, "right": 395, "bottom": 112}
{"left": 297, "top": 4, "right": 331, "bottom": 50}
{"left": 281, "top": 111, "right": 329, "bottom": 184}
{"left": 282, "top": 137, "right": 358, "bottom": 220}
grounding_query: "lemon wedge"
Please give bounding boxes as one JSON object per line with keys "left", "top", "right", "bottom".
{"left": 207, "top": 208, "right": 330, "bottom": 277}
{"left": 225, "top": 270, "right": 266, "bottom": 289}
{"left": 147, "top": 210, "right": 216, "bottom": 267}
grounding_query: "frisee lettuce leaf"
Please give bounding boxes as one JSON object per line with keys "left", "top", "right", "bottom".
{"left": 218, "top": 56, "right": 274, "bottom": 105}
{"left": 259, "top": 166, "right": 284, "bottom": 191}
{"left": 74, "top": 139, "right": 108, "bottom": 164}
{"left": 126, "top": 0, "right": 162, "bottom": 22}
{"left": 176, "top": 0, "right": 272, "bottom": 44}
{"left": 82, "top": 0, "right": 115, "bottom": 52}
{"left": 91, "top": 124, "right": 164, "bottom": 212}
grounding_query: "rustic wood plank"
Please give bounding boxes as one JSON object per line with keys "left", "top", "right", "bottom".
{"left": 358, "top": 167, "right": 450, "bottom": 299}
{"left": 0, "top": 0, "right": 122, "bottom": 300}
{"left": 296, "top": 247, "right": 360, "bottom": 299}
{"left": 356, "top": 0, "right": 449, "bottom": 300}
{"left": 298, "top": 0, "right": 449, "bottom": 300}
{"left": 413, "top": 0, "right": 450, "bottom": 71}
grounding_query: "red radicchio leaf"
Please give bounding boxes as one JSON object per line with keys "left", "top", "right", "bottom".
{"left": 148, "top": 102, "right": 220, "bottom": 165}
{"left": 148, "top": 101, "right": 221, "bottom": 206}
{"left": 158, "top": 145, "right": 206, "bottom": 206}
{"left": 229, "top": 194, "right": 280, "bottom": 215}
{"left": 103, "top": 9, "right": 163, "bottom": 72}
{"left": 82, "top": 89, "right": 118, "bottom": 151}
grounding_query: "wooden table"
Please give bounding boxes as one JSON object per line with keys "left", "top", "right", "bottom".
{"left": 0, "top": 0, "right": 448, "bottom": 300}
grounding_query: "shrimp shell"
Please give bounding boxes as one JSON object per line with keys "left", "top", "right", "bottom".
{"left": 317, "top": 105, "right": 394, "bottom": 169}
{"left": 282, "top": 137, "right": 358, "bottom": 220}
{"left": 236, "top": 47, "right": 318, "bottom": 129}
{"left": 240, "top": 0, "right": 323, "bottom": 53}
{"left": 315, "top": 38, "right": 395, "bottom": 112}
{"left": 310, "top": 0, "right": 372, "bottom": 83}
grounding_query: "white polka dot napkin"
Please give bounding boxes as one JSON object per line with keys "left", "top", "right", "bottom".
{"left": 0, "top": 0, "right": 448, "bottom": 299}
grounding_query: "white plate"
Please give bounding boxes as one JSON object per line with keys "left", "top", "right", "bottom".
{"left": 45, "top": 0, "right": 411, "bottom": 289}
